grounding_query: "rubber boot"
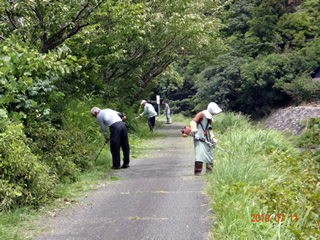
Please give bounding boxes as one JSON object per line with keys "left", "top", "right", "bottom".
{"left": 206, "top": 163, "right": 213, "bottom": 174}
{"left": 194, "top": 161, "right": 203, "bottom": 176}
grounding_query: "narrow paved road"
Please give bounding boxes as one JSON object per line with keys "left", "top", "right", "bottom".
{"left": 35, "top": 122, "right": 212, "bottom": 240}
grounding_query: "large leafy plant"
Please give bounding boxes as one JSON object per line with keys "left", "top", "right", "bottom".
{"left": 0, "top": 40, "right": 79, "bottom": 122}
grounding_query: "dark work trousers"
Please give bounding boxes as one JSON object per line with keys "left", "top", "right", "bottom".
{"left": 148, "top": 116, "right": 156, "bottom": 131}
{"left": 109, "top": 121, "right": 130, "bottom": 168}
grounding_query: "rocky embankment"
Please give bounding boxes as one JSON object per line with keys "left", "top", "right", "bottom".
{"left": 264, "top": 103, "right": 320, "bottom": 135}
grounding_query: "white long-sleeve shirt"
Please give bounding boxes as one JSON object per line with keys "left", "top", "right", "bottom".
{"left": 142, "top": 103, "right": 157, "bottom": 118}
{"left": 96, "top": 109, "right": 122, "bottom": 133}
{"left": 164, "top": 103, "right": 170, "bottom": 114}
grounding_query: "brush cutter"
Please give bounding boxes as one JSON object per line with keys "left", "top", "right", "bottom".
{"left": 199, "top": 137, "right": 230, "bottom": 154}
{"left": 181, "top": 126, "right": 230, "bottom": 154}
{"left": 136, "top": 115, "right": 164, "bottom": 121}
{"left": 94, "top": 140, "right": 108, "bottom": 162}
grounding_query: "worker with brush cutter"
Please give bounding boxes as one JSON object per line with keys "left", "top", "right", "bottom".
{"left": 189, "top": 102, "right": 222, "bottom": 175}
{"left": 138, "top": 100, "right": 157, "bottom": 132}
{"left": 91, "top": 107, "right": 130, "bottom": 170}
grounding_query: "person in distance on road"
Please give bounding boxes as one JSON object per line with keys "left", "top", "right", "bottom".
{"left": 91, "top": 107, "right": 130, "bottom": 169}
{"left": 190, "top": 102, "right": 222, "bottom": 175}
{"left": 162, "top": 100, "right": 172, "bottom": 124}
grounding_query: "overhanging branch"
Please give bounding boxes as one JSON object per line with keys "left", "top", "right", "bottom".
{"left": 50, "top": 23, "right": 89, "bottom": 48}
{"left": 47, "top": 0, "right": 103, "bottom": 44}
{"left": 5, "top": 9, "right": 17, "bottom": 29}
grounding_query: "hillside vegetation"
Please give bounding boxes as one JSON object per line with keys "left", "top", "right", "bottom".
{"left": 155, "top": 0, "right": 320, "bottom": 118}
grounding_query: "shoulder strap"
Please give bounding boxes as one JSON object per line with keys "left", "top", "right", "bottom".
{"left": 199, "top": 121, "right": 209, "bottom": 131}
{"left": 199, "top": 121, "right": 210, "bottom": 141}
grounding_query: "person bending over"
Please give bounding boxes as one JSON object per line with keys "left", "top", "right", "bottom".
{"left": 140, "top": 100, "right": 157, "bottom": 131}
{"left": 91, "top": 107, "right": 130, "bottom": 169}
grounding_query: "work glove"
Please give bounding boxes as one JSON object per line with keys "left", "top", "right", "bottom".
{"left": 190, "top": 121, "right": 198, "bottom": 134}
{"left": 118, "top": 112, "right": 127, "bottom": 121}
{"left": 105, "top": 137, "right": 110, "bottom": 144}
{"left": 194, "top": 132, "right": 200, "bottom": 140}
{"left": 211, "top": 137, "right": 217, "bottom": 148}
{"left": 209, "top": 129, "right": 217, "bottom": 147}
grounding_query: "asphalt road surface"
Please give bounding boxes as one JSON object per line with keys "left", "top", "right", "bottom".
{"left": 35, "top": 122, "right": 212, "bottom": 240}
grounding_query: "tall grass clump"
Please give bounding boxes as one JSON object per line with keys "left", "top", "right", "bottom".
{"left": 212, "top": 112, "right": 253, "bottom": 134}
{"left": 206, "top": 112, "right": 319, "bottom": 239}
{"left": 0, "top": 119, "right": 56, "bottom": 211}
{"left": 0, "top": 206, "right": 39, "bottom": 240}
{"left": 170, "top": 113, "right": 192, "bottom": 126}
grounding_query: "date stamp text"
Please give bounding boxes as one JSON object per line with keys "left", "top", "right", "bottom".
{"left": 251, "top": 214, "right": 298, "bottom": 222}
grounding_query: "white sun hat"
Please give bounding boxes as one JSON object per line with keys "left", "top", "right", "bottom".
{"left": 203, "top": 110, "right": 213, "bottom": 119}
{"left": 207, "top": 102, "right": 222, "bottom": 115}
{"left": 141, "top": 100, "right": 146, "bottom": 105}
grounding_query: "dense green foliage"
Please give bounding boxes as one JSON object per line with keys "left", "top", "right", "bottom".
{"left": 0, "top": 116, "right": 55, "bottom": 211}
{"left": 207, "top": 113, "right": 319, "bottom": 239}
{"left": 25, "top": 122, "right": 93, "bottom": 182}
{"left": 295, "top": 117, "right": 320, "bottom": 150}
{"left": 155, "top": 0, "right": 320, "bottom": 118}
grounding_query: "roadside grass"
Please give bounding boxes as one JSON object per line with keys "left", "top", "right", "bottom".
{"left": 170, "top": 113, "right": 191, "bottom": 126}
{"left": 0, "top": 207, "right": 39, "bottom": 240}
{"left": 206, "top": 113, "right": 319, "bottom": 239}
{"left": 129, "top": 118, "right": 165, "bottom": 158}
